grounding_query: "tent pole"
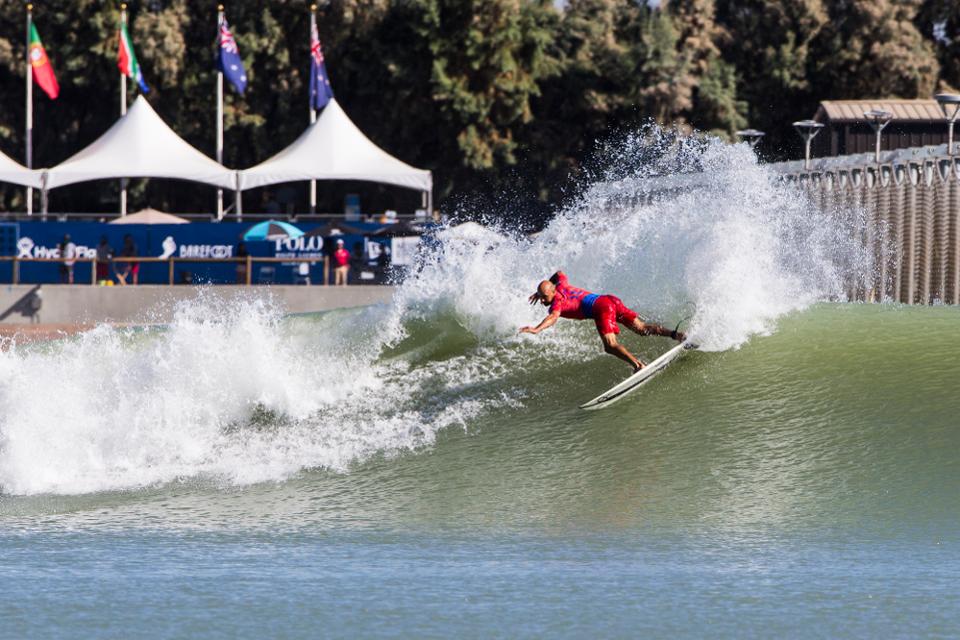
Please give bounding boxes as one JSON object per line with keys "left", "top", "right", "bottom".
{"left": 235, "top": 185, "right": 243, "bottom": 222}
{"left": 40, "top": 169, "right": 47, "bottom": 219}
{"left": 216, "top": 5, "right": 224, "bottom": 220}
{"left": 25, "top": 4, "right": 33, "bottom": 217}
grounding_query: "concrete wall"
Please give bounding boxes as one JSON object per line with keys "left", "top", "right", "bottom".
{"left": 0, "top": 284, "right": 396, "bottom": 325}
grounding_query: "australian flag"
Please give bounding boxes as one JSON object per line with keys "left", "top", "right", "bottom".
{"left": 310, "top": 22, "right": 334, "bottom": 110}
{"left": 218, "top": 18, "right": 247, "bottom": 94}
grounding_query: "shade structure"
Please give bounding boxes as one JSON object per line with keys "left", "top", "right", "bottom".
{"left": 304, "top": 222, "right": 367, "bottom": 237}
{"left": 366, "top": 220, "right": 427, "bottom": 237}
{"left": 108, "top": 208, "right": 189, "bottom": 224}
{"left": 243, "top": 220, "right": 305, "bottom": 241}
{"left": 44, "top": 96, "right": 236, "bottom": 191}
{"left": 0, "top": 150, "right": 42, "bottom": 188}
{"left": 238, "top": 98, "right": 432, "bottom": 193}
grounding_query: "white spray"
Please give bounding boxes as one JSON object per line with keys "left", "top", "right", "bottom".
{"left": 0, "top": 132, "right": 866, "bottom": 495}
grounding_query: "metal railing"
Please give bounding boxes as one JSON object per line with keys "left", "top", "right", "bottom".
{"left": 0, "top": 256, "right": 337, "bottom": 286}
{"left": 0, "top": 211, "right": 437, "bottom": 223}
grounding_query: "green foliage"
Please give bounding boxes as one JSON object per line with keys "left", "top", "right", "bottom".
{"left": 695, "top": 57, "right": 747, "bottom": 137}
{"left": 416, "top": 0, "right": 557, "bottom": 170}
{"left": 916, "top": 0, "right": 960, "bottom": 91}
{"left": 714, "top": 0, "right": 827, "bottom": 153}
{"left": 0, "top": 0, "right": 951, "bottom": 217}
{"left": 812, "top": 0, "right": 939, "bottom": 100}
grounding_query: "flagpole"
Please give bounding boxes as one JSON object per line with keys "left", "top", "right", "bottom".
{"left": 119, "top": 3, "right": 128, "bottom": 217}
{"left": 25, "top": 4, "right": 33, "bottom": 217}
{"left": 309, "top": 5, "right": 317, "bottom": 215}
{"left": 216, "top": 5, "right": 224, "bottom": 220}
{"left": 235, "top": 175, "right": 242, "bottom": 222}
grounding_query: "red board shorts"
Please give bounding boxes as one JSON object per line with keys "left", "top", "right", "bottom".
{"left": 592, "top": 295, "right": 638, "bottom": 335}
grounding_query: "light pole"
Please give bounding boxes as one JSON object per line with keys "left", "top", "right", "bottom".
{"left": 934, "top": 93, "right": 960, "bottom": 156}
{"left": 736, "top": 128, "right": 765, "bottom": 150}
{"left": 793, "top": 119, "right": 824, "bottom": 170}
{"left": 863, "top": 109, "right": 893, "bottom": 163}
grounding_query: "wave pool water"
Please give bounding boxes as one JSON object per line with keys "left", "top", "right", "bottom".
{"left": 1, "top": 136, "right": 955, "bottom": 638}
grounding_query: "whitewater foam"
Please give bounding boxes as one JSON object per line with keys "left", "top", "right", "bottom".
{"left": 0, "top": 130, "right": 869, "bottom": 495}
{"left": 395, "top": 133, "right": 866, "bottom": 352}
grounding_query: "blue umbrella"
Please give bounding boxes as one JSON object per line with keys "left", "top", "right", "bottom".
{"left": 243, "top": 220, "right": 305, "bottom": 241}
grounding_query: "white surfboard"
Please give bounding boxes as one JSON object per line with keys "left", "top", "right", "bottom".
{"left": 579, "top": 341, "right": 696, "bottom": 410}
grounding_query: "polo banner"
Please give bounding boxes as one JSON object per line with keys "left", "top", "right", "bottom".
{"left": 3, "top": 222, "right": 377, "bottom": 285}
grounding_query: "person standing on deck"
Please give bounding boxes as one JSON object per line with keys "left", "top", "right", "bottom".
{"left": 58, "top": 234, "right": 76, "bottom": 284}
{"left": 333, "top": 238, "right": 350, "bottom": 286}
{"left": 95, "top": 236, "right": 114, "bottom": 285}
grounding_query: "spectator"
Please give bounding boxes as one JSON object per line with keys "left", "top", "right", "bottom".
{"left": 58, "top": 234, "right": 76, "bottom": 284}
{"left": 95, "top": 235, "right": 114, "bottom": 285}
{"left": 333, "top": 238, "right": 350, "bottom": 286}
{"left": 236, "top": 241, "right": 249, "bottom": 284}
{"left": 115, "top": 234, "right": 139, "bottom": 286}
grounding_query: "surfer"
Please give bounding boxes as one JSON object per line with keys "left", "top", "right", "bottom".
{"left": 520, "top": 271, "right": 685, "bottom": 371}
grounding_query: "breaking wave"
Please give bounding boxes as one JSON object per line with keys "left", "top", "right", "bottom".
{"left": 0, "top": 131, "right": 870, "bottom": 495}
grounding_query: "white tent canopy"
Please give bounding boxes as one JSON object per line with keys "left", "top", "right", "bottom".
{"left": 238, "top": 98, "right": 432, "bottom": 193}
{"left": 43, "top": 96, "right": 235, "bottom": 191}
{"left": 0, "top": 150, "right": 41, "bottom": 188}
{"left": 108, "top": 207, "right": 189, "bottom": 224}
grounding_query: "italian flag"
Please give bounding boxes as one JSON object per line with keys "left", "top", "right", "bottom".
{"left": 29, "top": 23, "right": 59, "bottom": 100}
{"left": 117, "top": 23, "right": 149, "bottom": 93}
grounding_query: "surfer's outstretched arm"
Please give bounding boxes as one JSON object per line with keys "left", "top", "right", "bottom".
{"left": 520, "top": 311, "right": 560, "bottom": 335}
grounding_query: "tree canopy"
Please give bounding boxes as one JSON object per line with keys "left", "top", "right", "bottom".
{"left": 0, "top": 0, "right": 954, "bottom": 222}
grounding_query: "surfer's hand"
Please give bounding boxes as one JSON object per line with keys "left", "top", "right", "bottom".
{"left": 519, "top": 326, "right": 538, "bottom": 335}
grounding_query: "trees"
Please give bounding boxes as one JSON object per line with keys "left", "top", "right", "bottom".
{"left": 0, "top": 1, "right": 953, "bottom": 216}
{"left": 715, "top": 0, "right": 827, "bottom": 154}
{"left": 916, "top": 0, "right": 960, "bottom": 90}
{"left": 812, "top": 0, "right": 939, "bottom": 100}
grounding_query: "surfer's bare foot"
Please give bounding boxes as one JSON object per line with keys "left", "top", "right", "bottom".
{"left": 672, "top": 330, "right": 686, "bottom": 342}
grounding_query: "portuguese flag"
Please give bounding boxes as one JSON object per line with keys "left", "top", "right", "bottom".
{"left": 28, "top": 23, "right": 59, "bottom": 100}
{"left": 117, "top": 22, "right": 149, "bottom": 93}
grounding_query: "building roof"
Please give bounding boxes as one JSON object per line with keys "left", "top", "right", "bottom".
{"left": 815, "top": 100, "right": 945, "bottom": 123}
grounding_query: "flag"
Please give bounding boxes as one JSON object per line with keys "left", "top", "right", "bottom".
{"left": 118, "top": 22, "right": 149, "bottom": 93}
{"left": 310, "top": 22, "right": 334, "bottom": 110}
{"left": 28, "top": 23, "right": 59, "bottom": 100}
{"left": 218, "top": 18, "right": 247, "bottom": 94}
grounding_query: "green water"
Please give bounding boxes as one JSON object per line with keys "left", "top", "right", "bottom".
{"left": 1, "top": 304, "right": 958, "bottom": 638}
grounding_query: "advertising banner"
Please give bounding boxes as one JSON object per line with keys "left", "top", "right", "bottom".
{"left": 2, "top": 222, "right": 375, "bottom": 285}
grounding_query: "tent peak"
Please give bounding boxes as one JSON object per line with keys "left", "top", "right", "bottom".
{"left": 239, "top": 97, "right": 432, "bottom": 193}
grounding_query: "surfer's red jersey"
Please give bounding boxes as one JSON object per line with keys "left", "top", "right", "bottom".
{"left": 549, "top": 272, "right": 638, "bottom": 334}
{"left": 549, "top": 272, "right": 595, "bottom": 319}
{"left": 520, "top": 269, "right": 686, "bottom": 372}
